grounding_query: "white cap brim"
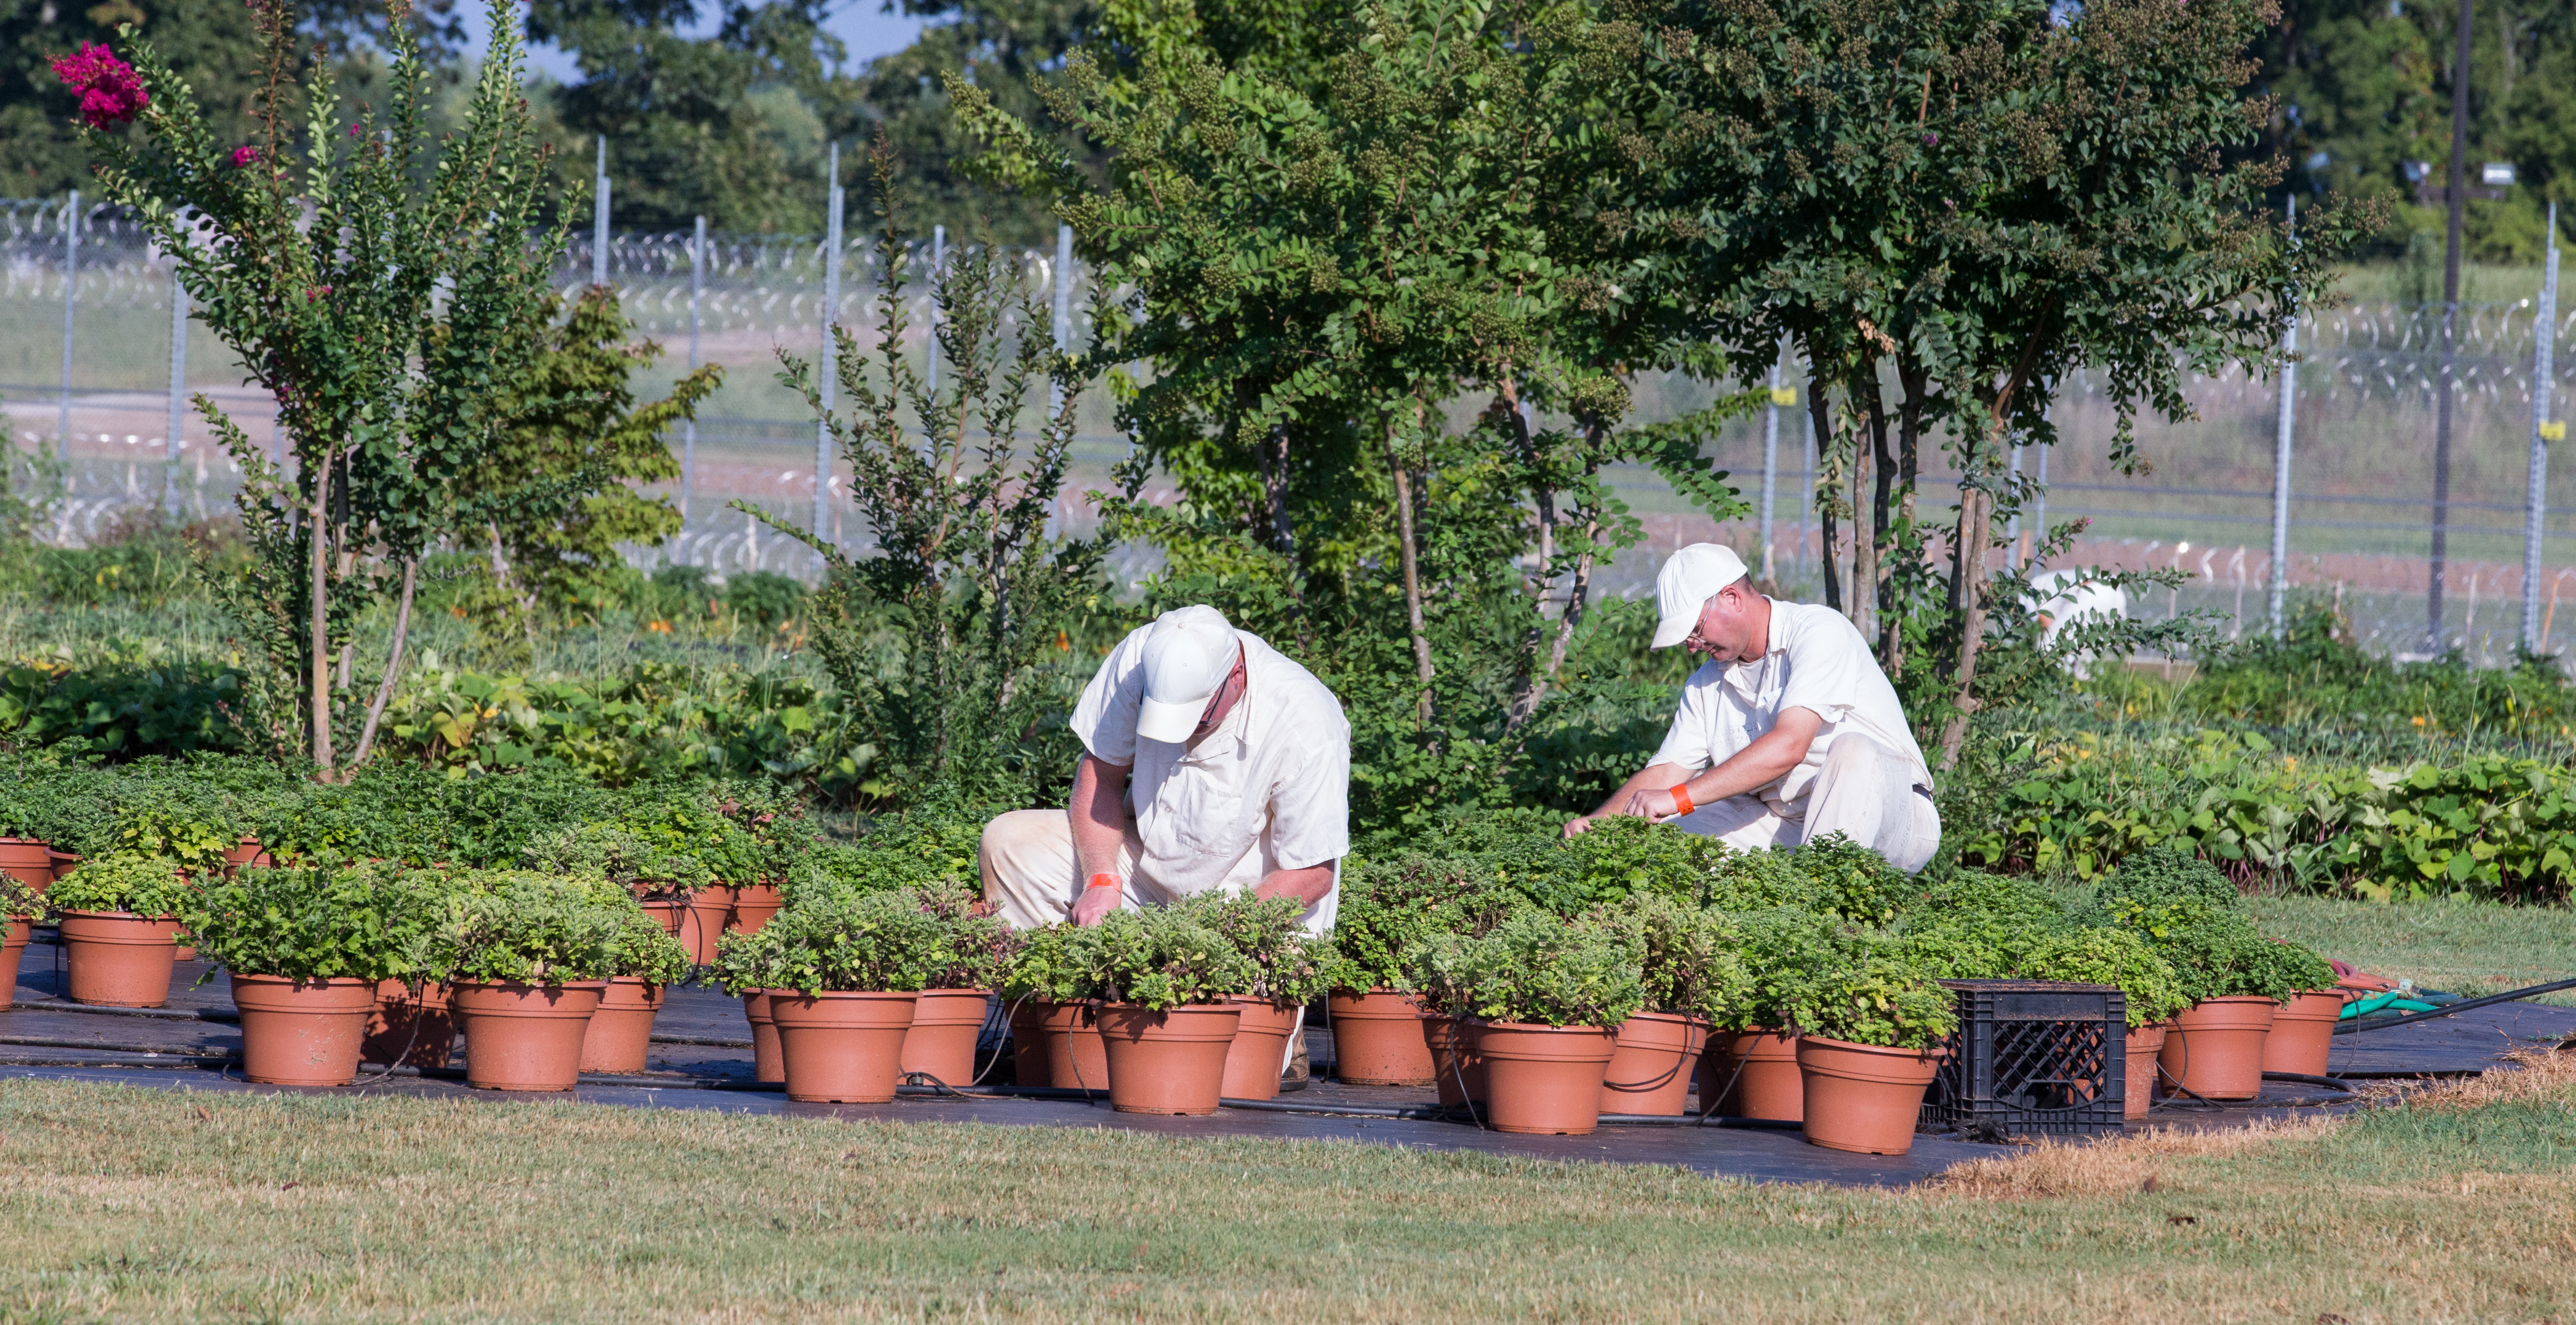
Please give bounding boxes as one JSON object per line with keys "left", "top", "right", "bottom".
{"left": 1650, "top": 613, "right": 1696, "bottom": 649}
{"left": 1136, "top": 696, "right": 1204, "bottom": 745}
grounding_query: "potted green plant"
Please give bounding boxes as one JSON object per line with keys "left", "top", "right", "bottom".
{"left": 898, "top": 891, "right": 1022, "bottom": 1089}
{"left": 1405, "top": 908, "right": 1644, "bottom": 1136}
{"left": 1325, "top": 856, "right": 1508, "bottom": 1087}
{"left": 0, "top": 761, "right": 113, "bottom": 888}
{"left": 2252, "top": 936, "right": 2342, "bottom": 1079}
{"left": 714, "top": 780, "right": 807, "bottom": 936}
{"left": 1181, "top": 891, "right": 1338, "bottom": 1102}
{"left": 47, "top": 852, "right": 196, "bottom": 1007}
{"left": 2106, "top": 893, "right": 2300, "bottom": 1100}
{"left": 754, "top": 889, "right": 947, "bottom": 1103}
{"left": 181, "top": 863, "right": 441, "bottom": 1085}
{"left": 708, "top": 924, "right": 788, "bottom": 1084}
{"left": 526, "top": 822, "right": 723, "bottom": 964}
{"left": 576, "top": 881, "right": 698, "bottom": 1076}
{"left": 615, "top": 795, "right": 762, "bottom": 960}
{"left": 2015, "top": 926, "right": 2190, "bottom": 1119}
{"left": 0, "top": 871, "right": 47, "bottom": 1011}
{"left": 1785, "top": 949, "right": 1960, "bottom": 1156}
{"left": 1072, "top": 906, "right": 1258, "bottom": 1115}
{"left": 1700, "top": 907, "right": 1841, "bottom": 1122}
{"left": 428, "top": 871, "right": 625, "bottom": 1091}
{"left": 999, "top": 921, "right": 1109, "bottom": 1090}
{"left": 1599, "top": 897, "right": 1750, "bottom": 1117}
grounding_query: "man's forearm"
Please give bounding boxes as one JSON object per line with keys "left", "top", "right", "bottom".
{"left": 1066, "top": 755, "right": 1131, "bottom": 879}
{"left": 1253, "top": 863, "right": 1336, "bottom": 908}
{"left": 1593, "top": 763, "right": 1684, "bottom": 819}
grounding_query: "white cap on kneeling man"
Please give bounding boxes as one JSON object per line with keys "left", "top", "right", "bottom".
{"left": 1650, "top": 544, "right": 1750, "bottom": 649}
{"left": 1136, "top": 605, "right": 1241, "bottom": 744}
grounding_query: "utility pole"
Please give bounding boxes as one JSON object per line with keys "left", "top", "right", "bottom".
{"left": 2429, "top": 0, "right": 2473, "bottom": 651}
{"left": 681, "top": 215, "right": 704, "bottom": 540}
{"left": 815, "top": 142, "right": 843, "bottom": 547}
{"left": 591, "top": 138, "right": 610, "bottom": 288}
{"left": 1760, "top": 354, "right": 1782, "bottom": 581}
{"left": 165, "top": 267, "right": 187, "bottom": 514}
{"left": 2271, "top": 195, "right": 2299, "bottom": 637}
{"left": 58, "top": 189, "right": 78, "bottom": 462}
{"left": 2525, "top": 202, "right": 2561, "bottom": 651}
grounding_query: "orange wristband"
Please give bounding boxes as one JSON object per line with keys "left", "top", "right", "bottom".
{"left": 1086, "top": 872, "right": 1121, "bottom": 891}
{"left": 1669, "top": 783, "right": 1695, "bottom": 817}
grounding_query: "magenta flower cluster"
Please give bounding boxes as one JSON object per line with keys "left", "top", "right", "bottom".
{"left": 232, "top": 146, "right": 262, "bottom": 167}
{"left": 51, "top": 43, "right": 148, "bottom": 130}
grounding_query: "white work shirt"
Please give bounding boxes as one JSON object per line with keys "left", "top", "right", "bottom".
{"left": 1649, "top": 599, "right": 1931, "bottom": 818}
{"left": 1069, "top": 625, "right": 1350, "bottom": 929}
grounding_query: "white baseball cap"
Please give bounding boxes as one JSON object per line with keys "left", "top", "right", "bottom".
{"left": 1650, "top": 544, "right": 1749, "bottom": 648}
{"left": 1136, "top": 605, "right": 1242, "bottom": 744}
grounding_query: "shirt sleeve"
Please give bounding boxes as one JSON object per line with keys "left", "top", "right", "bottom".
{"left": 1774, "top": 608, "right": 1871, "bottom": 724}
{"left": 1265, "top": 707, "right": 1351, "bottom": 871}
{"left": 1068, "top": 625, "right": 1153, "bottom": 767}
{"left": 1647, "top": 664, "right": 1722, "bottom": 771}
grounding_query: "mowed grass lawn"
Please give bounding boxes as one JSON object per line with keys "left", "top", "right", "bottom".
{"left": 6, "top": 1056, "right": 2576, "bottom": 1323}
{"left": 2248, "top": 895, "right": 2576, "bottom": 1005}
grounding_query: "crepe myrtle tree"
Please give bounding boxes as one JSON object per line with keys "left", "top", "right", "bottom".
{"left": 1628, "top": 0, "right": 2375, "bottom": 762}
{"left": 60, "top": 0, "right": 568, "bottom": 775}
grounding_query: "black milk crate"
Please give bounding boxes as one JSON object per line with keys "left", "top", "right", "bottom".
{"left": 1918, "top": 980, "right": 2128, "bottom": 1138}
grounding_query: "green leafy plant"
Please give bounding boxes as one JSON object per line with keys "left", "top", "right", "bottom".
{"left": 1069, "top": 906, "right": 1258, "bottom": 1012}
{"left": 1326, "top": 856, "right": 1521, "bottom": 995}
{"left": 753, "top": 889, "right": 948, "bottom": 995}
{"left": 1178, "top": 891, "right": 1339, "bottom": 1008}
{"left": 1726, "top": 907, "right": 1849, "bottom": 1034}
{"left": 2247, "top": 937, "right": 2339, "bottom": 1001}
{"left": 2015, "top": 927, "right": 2192, "bottom": 1028}
{"left": 1609, "top": 895, "right": 1751, "bottom": 1024}
{"left": 524, "top": 823, "right": 714, "bottom": 902}
{"left": 179, "top": 863, "right": 443, "bottom": 983}
{"left": 1402, "top": 908, "right": 1644, "bottom": 1030}
{"left": 2104, "top": 896, "right": 2301, "bottom": 1007}
{"left": 1783, "top": 949, "right": 1959, "bottom": 1051}
{"left": 48, "top": 852, "right": 197, "bottom": 916}
{"left": 1001, "top": 921, "right": 1106, "bottom": 1005}
{"left": 0, "top": 872, "right": 47, "bottom": 921}
{"left": 428, "top": 871, "right": 625, "bottom": 986}
{"left": 1790, "top": 835, "right": 1915, "bottom": 927}
{"left": 917, "top": 890, "right": 1024, "bottom": 992}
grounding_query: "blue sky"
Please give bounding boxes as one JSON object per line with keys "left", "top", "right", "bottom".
{"left": 460, "top": 2, "right": 934, "bottom": 84}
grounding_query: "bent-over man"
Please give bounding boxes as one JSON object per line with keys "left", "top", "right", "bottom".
{"left": 1567, "top": 543, "right": 1940, "bottom": 873}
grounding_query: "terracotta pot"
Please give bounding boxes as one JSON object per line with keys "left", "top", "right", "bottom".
{"left": 1702, "top": 1029, "right": 1804, "bottom": 1121}
{"left": 46, "top": 849, "right": 81, "bottom": 884}
{"left": 229, "top": 975, "right": 376, "bottom": 1085}
{"left": 899, "top": 988, "right": 994, "bottom": 1087}
{"left": 1424, "top": 1016, "right": 1488, "bottom": 1108}
{"left": 1797, "top": 1035, "right": 1944, "bottom": 1155}
{"left": 578, "top": 977, "right": 667, "bottom": 1075}
{"left": 59, "top": 910, "right": 181, "bottom": 1007}
{"left": 0, "top": 917, "right": 26, "bottom": 1011}
{"left": 1010, "top": 1000, "right": 1109, "bottom": 1091}
{"left": 1097, "top": 1002, "right": 1241, "bottom": 1115}
{"left": 770, "top": 989, "right": 920, "bottom": 1103}
{"left": 364, "top": 979, "right": 457, "bottom": 1069}
{"left": 640, "top": 893, "right": 729, "bottom": 967}
{"left": 1474, "top": 1021, "right": 1620, "bottom": 1135}
{"left": 450, "top": 980, "right": 608, "bottom": 1091}
{"left": 2260, "top": 990, "right": 2347, "bottom": 1077}
{"left": 0, "top": 839, "right": 51, "bottom": 891}
{"left": 741, "top": 991, "right": 784, "bottom": 1083}
{"left": 1327, "top": 988, "right": 1435, "bottom": 1085}
{"left": 173, "top": 938, "right": 198, "bottom": 963}
{"left": 729, "top": 883, "right": 785, "bottom": 935}
{"left": 1219, "top": 998, "right": 1302, "bottom": 1102}
{"left": 2159, "top": 996, "right": 2279, "bottom": 1101}
{"left": 1601, "top": 1012, "right": 1710, "bottom": 1117}
{"left": 2123, "top": 1021, "right": 2167, "bottom": 1119}
{"left": 221, "top": 839, "right": 273, "bottom": 875}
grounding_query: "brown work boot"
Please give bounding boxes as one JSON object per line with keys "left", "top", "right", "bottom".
{"left": 1280, "top": 1034, "right": 1310, "bottom": 1091}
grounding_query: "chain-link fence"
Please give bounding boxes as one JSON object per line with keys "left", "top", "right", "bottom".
{"left": 10, "top": 195, "right": 2576, "bottom": 662}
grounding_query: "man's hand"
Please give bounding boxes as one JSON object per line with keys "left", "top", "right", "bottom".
{"left": 1618, "top": 785, "right": 1686, "bottom": 824}
{"left": 1562, "top": 815, "right": 1592, "bottom": 839}
{"left": 1072, "top": 876, "right": 1122, "bottom": 927}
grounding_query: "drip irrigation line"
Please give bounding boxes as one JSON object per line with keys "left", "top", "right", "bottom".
{"left": 2259, "top": 1071, "right": 2355, "bottom": 1092}
{"left": 2332, "top": 977, "right": 2576, "bottom": 1035}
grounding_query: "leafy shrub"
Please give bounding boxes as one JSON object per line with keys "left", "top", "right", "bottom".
{"left": 2097, "top": 846, "right": 2242, "bottom": 912}
{"left": 2103, "top": 896, "right": 2301, "bottom": 1006}
{"left": 1074, "top": 906, "right": 1259, "bottom": 1010}
{"left": 48, "top": 852, "right": 196, "bottom": 916}
{"left": 2015, "top": 927, "right": 2191, "bottom": 1027}
{"left": 1401, "top": 908, "right": 1644, "bottom": 1029}
{"left": 916, "top": 890, "right": 1022, "bottom": 991}
{"left": 2247, "top": 936, "right": 2338, "bottom": 999}
{"left": 1727, "top": 907, "right": 1845, "bottom": 1033}
{"left": 524, "top": 823, "right": 714, "bottom": 901}
{"left": 586, "top": 879, "right": 694, "bottom": 985}
{"left": 1001, "top": 921, "right": 1105, "bottom": 1005}
{"left": 1608, "top": 895, "right": 1751, "bottom": 1024}
{"left": 1784, "top": 951, "right": 1959, "bottom": 1050}
{"left": 749, "top": 888, "right": 948, "bottom": 994}
{"left": 0, "top": 757, "right": 118, "bottom": 856}
{"left": 1790, "top": 834, "right": 1913, "bottom": 926}
{"left": 0, "top": 871, "right": 41, "bottom": 920}
{"left": 1326, "top": 855, "right": 1521, "bottom": 994}
{"left": 1178, "top": 891, "right": 1338, "bottom": 1007}
{"left": 180, "top": 864, "right": 443, "bottom": 982}
{"left": 429, "top": 871, "right": 627, "bottom": 985}
{"left": 1894, "top": 868, "right": 2069, "bottom": 978}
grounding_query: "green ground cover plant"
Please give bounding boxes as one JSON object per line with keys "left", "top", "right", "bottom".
{"left": 43, "top": 851, "right": 194, "bottom": 917}
{"left": 179, "top": 864, "right": 444, "bottom": 983}
{"left": 1401, "top": 908, "right": 1645, "bottom": 1029}
{"left": 722, "top": 888, "right": 948, "bottom": 995}
{"left": 427, "top": 871, "right": 628, "bottom": 986}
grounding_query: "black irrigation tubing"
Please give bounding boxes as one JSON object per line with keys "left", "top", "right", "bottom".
{"left": 2332, "top": 977, "right": 2576, "bottom": 1036}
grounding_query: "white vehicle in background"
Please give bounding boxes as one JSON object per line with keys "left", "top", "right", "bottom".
{"left": 2028, "top": 568, "right": 2129, "bottom": 677}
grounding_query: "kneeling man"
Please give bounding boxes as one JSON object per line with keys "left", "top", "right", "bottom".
{"left": 1566, "top": 544, "right": 1940, "bottom": 873}
{"left": 980, "top": 604, "right": 1349, "bottom": 933}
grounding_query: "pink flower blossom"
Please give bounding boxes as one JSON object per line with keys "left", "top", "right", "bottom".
{"left": 230, "top": 146, "right": 262, "bottom": 167}
{"left": 50, "top": 44, "right": 148, "bottom": 130}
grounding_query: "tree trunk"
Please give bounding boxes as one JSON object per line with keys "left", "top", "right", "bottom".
{"left": 1935, "top": 478, "right": 1991, "bottom": 770}
{"left": 1846, "top": 374, "right": 1878, "bottom": 640}
{"left": 348, "top": 556, "right": 419, "bottom": 770}
{"left": 1865, "top": 373, "right": 1896, "bottom": 658}
{"left": 1387, "top": 429, "right": 1435, "bottom": 727}
{"left": 1498, "top": 378, "right": 1557, "bottom": 731}
{"left": 1886, "top": 361, "right": 1929, "bottom": 674}
{"left": 1808, "top": 372, "right": 1841, "bottom": 612}
{"left": 308, "top": 450, "right": 336, "bottom": 773}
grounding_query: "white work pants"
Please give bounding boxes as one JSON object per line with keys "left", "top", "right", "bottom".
{"left": 1670, "top": 733, "right": 1942, "bottom": 874}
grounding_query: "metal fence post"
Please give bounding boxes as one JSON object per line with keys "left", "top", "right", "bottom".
{"left": 2269, "top": 197, "right": 2298, "bottom": 638}
{"left": 165, "top": 267, "right": 187, "bottom": 514}
{"left": 1050, "top": 223, "right": 1074, "bottom": 416}
{"left": 59, "top": 189, "right": 78, "bottom": 462}
{"left": 815, "top": 143, "right": 843, "bottom": 547}
{"left": 1759, "top": 354, "right": 1781, "bottom": 580}
{"left": 592, "top": 138, "right": 609, "bottom": 288}
{"left": 681, "top": 214, "right": 703, "bottom": 542}
{"left": 2524, "top": 202, "right": 2560, "bottom": 652}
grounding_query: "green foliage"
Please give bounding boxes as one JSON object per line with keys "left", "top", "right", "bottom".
{"left": 428, "top": 870, "right": 627, "bottom": 985}
{"left": 1400, "top": 908, "right": 1644, "bottom": 1029}
{"left": 1071, "top": 906, "right": 1260, "bottom": 1011}
{"left": 1610, "top": 895, "right": 1751, "bottom": 1024}
{"left": 916, "top": 890, "right": 1023, "bottom": 992}
{"left": 610, "top": 788, "right": 761, "bottom": 889}
{"left": 1000, "top": 920, "right": 1105, "bottom": 1005}
{"left": 0, "top": 653, "right": 253, "bottom": 760}
{"left": 523, "top": 822, "right": 715, "bottom": 901}
{"left": 2099, "top": 846, "right": 2248, "bottom": 913}
{"left": 1727, "top": 906, "right": 1844, "bottom": 1033}
{"left": 1324, "top": 855, "right": 1522, "bottom": 994}
{"left": 1789, "top": 834, "right": 1913, "bottom": 927}
{"left": 1783, "top": 950, "right": 1959, "bottom": 1051}
{"left": 2247, "top": 936, "right": 2339, "bottom": 1000}
{"left": 724, "top": 888, "right": 946, "bottom": 995}
{"left": 788, "top": 797, "right": 998, "bottom": 908}
{"left": 2015, "top": 927, "right": 2192, "bottom": 1028}
{"left": 47, "top": 851, "right": 196, "bottom": 916}
{"left": 1893, "top": 868, "right": 2069, "bottom": 979}
{"left": 2103, "top": 896, "right": 2297, "bottom": 1007}
{"left": 1176, "top": 891, "right": 1338, "bottom": 1007}
{"left": 0, "top": 871, "right": 41, "bottom": 920}
{"left": 600, "top": 895, "right": 693, "bottom": 985}
{"left": 179, "top": 863, "right": 442, "bottom": 982}
{"left": 0, "top": 757, "right": 118, "bottom": 856}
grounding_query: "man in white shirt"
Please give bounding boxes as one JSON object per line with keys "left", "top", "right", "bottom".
{"left": 1565, "top": 544, "right": 1941, "bottom": 873}
{"left": 979, "top": 604, "right": 1351, "bottom": 933}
